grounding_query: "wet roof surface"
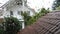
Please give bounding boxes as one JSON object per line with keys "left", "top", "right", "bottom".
{"left": 18, "top": 11, "right": 60, "bottom": 34}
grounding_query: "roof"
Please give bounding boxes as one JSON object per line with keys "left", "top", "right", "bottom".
{"left": 0, "top": 0, "right": 35, "bottom": 13}
{"left": 17, "top": 11, "right": 60, "bottom": 34}
{"left": 0, "top": 0, "right": 16, "bottom": 8}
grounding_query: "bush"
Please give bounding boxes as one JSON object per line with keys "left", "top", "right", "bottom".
{"left": 3, "top": 16, "right": 22, "bottom": 34}
{"left": 40, "top": 8, "right": 49, "bottom": 14}
{"left": 56, "top": 6, "right": 60, "bottom": 10}
{"left": 21, "top": 12, "right": 32, "bottom": 26}
{"left": 0, "top": 25, "right": 4, "bottom": 34}
{"left": 21, "top": 8, "right": 50, "bottom": 26}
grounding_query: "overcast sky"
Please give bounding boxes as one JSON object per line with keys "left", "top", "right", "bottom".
{"left": 27, "top": 0, "right": 55, "bottom": 11}
{"left": 0, "top": 0, "right": 8, "bottom": 7}
{"left": 0, "top": 0, "right": 55, "bottom": 11}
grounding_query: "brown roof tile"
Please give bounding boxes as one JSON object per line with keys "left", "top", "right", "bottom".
{"left": 18, "top": 11, "right": 60, "bottom": 34}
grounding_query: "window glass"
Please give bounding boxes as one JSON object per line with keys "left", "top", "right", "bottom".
{"left": 27, "top": 11, "right": 30, "bottom": 15}
{"left": 18, "top": 11, "right": 20, "bottom": 15}
{"left": 0, "top": 11, "right": 3, "bottom": 16}
{"left": 18, "top": 11, "right": 22, "bottom": 15}
{"left": 16, "top": 0, "right": 22, "bottom": 5}
{"left": 10, "top": 11, "right": 13, "bottom": 15}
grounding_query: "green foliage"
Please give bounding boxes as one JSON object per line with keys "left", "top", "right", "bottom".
{"left": 56, "top": 6, "right": 60, "bottom": 10}
{"left": 27, "top": 16, "right": 36, "bottom": 25}
{"left": 21, "top": 8, "right": 49, "bottom": 26}
{"left": 40, "top": 8, "right": 49, "bottom": 14}
{"left": 21, "top": 12, "right": 32, "bottom": 26}
{"left": 0, "top": 25, "right": 4, "bottom": 34}
{"left": 3, "top": 16, "right": 22, "bottom": 34}
{"left": 52, "top": 0, "right": 60, "bottom": 10}
{"left": 32, "top": 8, "right": 49, "bottom": 22}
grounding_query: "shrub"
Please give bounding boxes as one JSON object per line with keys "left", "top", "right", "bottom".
{"left": 0, "top": 25, "right": 4, "bottom": 34}
{"left": 3, "top": 16, "right": 22, "bottom": 34}
{"left": 21, "top": 8, "right": 50, "bottom": 26}
{"left": 56, "top": 6, "right": 60, "bottom": 10}
{"left": 40, "top": 8, "right": 49, "bottom": 14}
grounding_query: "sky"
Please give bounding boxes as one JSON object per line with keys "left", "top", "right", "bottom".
{"left": 0, "top": 0, "right": 55, "bottom": 11}
{"left": 0, "top": 0, "right": 8, "bottom": 7}
{"left": 27, "top": 0, "right": 55, "bottom": 11}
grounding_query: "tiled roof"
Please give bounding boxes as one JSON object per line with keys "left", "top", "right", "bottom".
{"left": 17, "top": 11, "right": 60, "bottom": 34}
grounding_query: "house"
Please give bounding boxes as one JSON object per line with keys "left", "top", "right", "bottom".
{"left": 0, "top": 8, "right": 4, "bottom": 23}
{"left": 0, "top": 0, "right": 35, "bottom": 29}
{"left": 18, "top": 11, "right": 60, "bottom": 34}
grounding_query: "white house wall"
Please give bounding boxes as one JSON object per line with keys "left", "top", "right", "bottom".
{"left": 0, "top": 0, "right": 35, "bottom": 29}
{"left": 5, "top": 5, "right": 34, "bottom": 18}
{"left": 4, "top": 5, "right": 34, "bottom": 29}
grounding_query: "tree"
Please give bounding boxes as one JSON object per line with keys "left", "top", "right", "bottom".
{"left": 56, "top": 6, "right": 60, "bottom": 10}
{"left": 21, "top": 8, "right": 49, "bottom": 26}
{"left": 52, "top": 0, "right": 60, "bottom": 10}
{"left": 0, "top": 25, "right": 4, "bottom": 34}
{"left": 35, "top": 8, "right": 49, "bottom": 19}
{"left": 3, "top": 16, "right": 22, "bottom": 34}
{"left": 21, "top": 12, "right": 32, "bottom": 26}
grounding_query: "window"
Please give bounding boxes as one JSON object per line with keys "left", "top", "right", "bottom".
{"left": 16, "top": 0, "right": 22, "bottom": 5}
{"left": 0, "top": 11, "right": 3, "bottom": 16}
{"left": 24, "top": 0, "right": 27, "bottom": 4}
{"left": 10, "top": 11, "right": 13, "bottom": 15}
{"left": 18, "top": 11, "right": 22, "bottom": 15}
{"left": 18, "top": 11, "right": 20, "bottom": 15}
{"left": 27, "top": 11, "right": 30, "bottom": 15}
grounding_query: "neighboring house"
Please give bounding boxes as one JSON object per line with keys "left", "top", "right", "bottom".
{"left": 0, "top": 0, "right": 35, "bottom": 29}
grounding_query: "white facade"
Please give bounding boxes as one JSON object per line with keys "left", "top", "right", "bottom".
{"left": 0, "top": 0, "right": 35, "bottom": 29}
